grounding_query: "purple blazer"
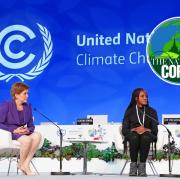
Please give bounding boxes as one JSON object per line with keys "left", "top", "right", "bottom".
{"left": 0, "top": 100, "right": 35, "bottom": 139}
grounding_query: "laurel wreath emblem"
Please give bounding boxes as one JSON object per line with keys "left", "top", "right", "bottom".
{"left": 0, "top": 23, "right": 53, "bottom": 82}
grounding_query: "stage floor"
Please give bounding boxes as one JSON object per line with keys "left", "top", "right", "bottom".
{"left": 0, "top": 173, "right": 176, "bottom": 180}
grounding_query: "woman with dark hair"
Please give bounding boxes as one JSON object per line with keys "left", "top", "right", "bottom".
{"left": 122, "top": 88, "right": 158, "bottom": 176}
{"left": 0, "top": 82, "right": 42, "bottom": 175}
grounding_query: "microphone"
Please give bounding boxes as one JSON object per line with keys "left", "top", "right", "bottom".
{"left": 33, "top": 107, "right": 70, "bottom": 175}
{"left": 139, "top": 106, "right": 180, "bottom": 177}
{"left": 33, "top": 108, "right": 60, "bottom": 130}
{"left": 138, "top": 107, "right": 173, "bottom": 137}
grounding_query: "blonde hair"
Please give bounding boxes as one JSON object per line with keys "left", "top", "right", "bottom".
{"left": 11, "top": 82, "right": 29, "bottom": 99}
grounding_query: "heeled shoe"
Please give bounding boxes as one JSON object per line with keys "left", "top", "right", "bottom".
{"left": 17, "top": 163, "right": 24, "bottom": 173}
{"left": 20, "top": 166, "right": 36, "bottom": 176}
{"left": 17, "top": 164, "right": 26, "bottom": 175}
{"left": 24, "top": 171, "right": 36, "bottom": 176}
{"left": 20, "top": 169, "right": 27, "bottom": 175}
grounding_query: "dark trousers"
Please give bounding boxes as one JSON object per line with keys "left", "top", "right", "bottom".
{"left": 128, "top": 132, "right": 152, "bottom": 163}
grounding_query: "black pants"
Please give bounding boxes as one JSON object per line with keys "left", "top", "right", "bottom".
{"left": 128, "top": 132, "right": 153, "bottom": 163}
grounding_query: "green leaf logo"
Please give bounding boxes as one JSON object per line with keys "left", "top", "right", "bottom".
{"left": 146, "top": 17, "right": 180, "bottom": 85}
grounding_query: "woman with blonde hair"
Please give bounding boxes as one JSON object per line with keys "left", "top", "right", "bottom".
{"left": 0, "top": 82, "right": 42, "bottom": 175}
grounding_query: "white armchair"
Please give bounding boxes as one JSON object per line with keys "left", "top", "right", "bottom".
{"left": 0, "top": 129, "right": 20, "bottom": 155}
{"left": 0, "top": 129, "right": 44, "bottom": 175}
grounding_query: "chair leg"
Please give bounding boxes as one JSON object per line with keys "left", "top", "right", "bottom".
{"left": 30, "top": 160, "right": 39, "bottom": 175}
{"left": 16, "top": 157, "right": 19, "bottom": 175}
{"left": 7, "top": 158, "right": 12, "bottom": 176}
{"left": 120, "top": 159, "right": 129, "bottom": 175}
{"left": 148, "top": 160, "right": 158, "bottom": 175}
{"left": 150, "top": 160, "right": 158, "bottom": 175}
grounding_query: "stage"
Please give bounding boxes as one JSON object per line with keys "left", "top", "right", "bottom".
{"left": 0, "top": 174, "right": 176, "bottom": 180}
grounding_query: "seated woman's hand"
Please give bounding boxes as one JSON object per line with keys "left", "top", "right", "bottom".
{"left": 13, "top": 127, "right": 30, "bottom": 135}
{"left": 131, "top": 126, "right": 146, "bottom": 134}
{"left": 21, "top": 127, "right": 30, "bottom": 134}
{"left": 131, "top": 126, "right": 152, "bottom": 135}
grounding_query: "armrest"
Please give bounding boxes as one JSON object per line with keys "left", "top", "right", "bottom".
{"left": 0, "top": 129, "right": 13, "bottom": 148}
{"left": 38, "top": 135, "right": 44, "bottom": 149}
{"left": 113, "top": 125, "right": 123, "bottom": 152}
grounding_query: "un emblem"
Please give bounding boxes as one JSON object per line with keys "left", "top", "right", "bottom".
{"left": 0, "top": 23, "right": 53, "bottom": 82}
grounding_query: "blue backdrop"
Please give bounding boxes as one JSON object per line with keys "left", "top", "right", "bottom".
{"left": 0, "top": 0, "right": 180, "bottom": 124}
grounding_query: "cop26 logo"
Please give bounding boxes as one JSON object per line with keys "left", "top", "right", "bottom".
{"left": 147, "top": 17, "right": 180, "bottom": 85}
{"left": 0, "top": 23, "right": 53, "bottom": 82}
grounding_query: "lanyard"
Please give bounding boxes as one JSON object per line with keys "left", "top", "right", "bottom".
{"left": 136, "top": 105, "right": 145, "bottom": 126}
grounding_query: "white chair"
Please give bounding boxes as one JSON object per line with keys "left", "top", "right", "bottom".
{"left": 0, "top": 129, "right": 44, "bottom": 175}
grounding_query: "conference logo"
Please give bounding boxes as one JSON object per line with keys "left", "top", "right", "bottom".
{"left": 147, "top": 17, "right": 180, "bottom": 85}
{"left": 0, "top": 23, "right": 53, "bottom": 82}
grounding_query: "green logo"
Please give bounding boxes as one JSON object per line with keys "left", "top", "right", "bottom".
{"left": 147, "top": 17, "right": 180, "bottom": 85}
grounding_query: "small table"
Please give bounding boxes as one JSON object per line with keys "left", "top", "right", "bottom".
{"left": 64, "top": 139, "right": 107, "bottom": 175}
